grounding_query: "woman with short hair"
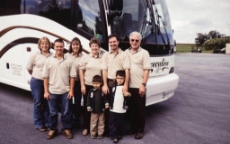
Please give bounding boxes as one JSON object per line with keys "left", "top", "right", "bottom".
{"left": 26, "top": 36, "right": 53, "bottom": 132}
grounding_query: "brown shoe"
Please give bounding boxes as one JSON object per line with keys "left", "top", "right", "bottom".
{"left": 62, "top": 129, "right": 73, "bottom": 139}
{"left": 46, "top": 130, "right": 57, "bottom": 139}
{"left": 82, "top": 129, "right": 88, "bottom": 136}
{"left": 134, "top": 133, "right": 144, "bottom": 139}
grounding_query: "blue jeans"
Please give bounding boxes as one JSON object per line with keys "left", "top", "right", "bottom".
{"left": 48, "top": 92, "right": 72, "bottom": 131}
{"left": 30, "top": 77, "right": 49, "bottom": 128}
{"left": 71, "top": 81, "right": 82, "bottom": 126}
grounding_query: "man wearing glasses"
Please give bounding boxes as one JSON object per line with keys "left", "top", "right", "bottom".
{"left": 125, "top": 31, "right": 151, "bottom": 139}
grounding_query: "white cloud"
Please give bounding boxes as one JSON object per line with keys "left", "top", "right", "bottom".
{"left": 166, "top": 0, "right": 230, "bottom": 43}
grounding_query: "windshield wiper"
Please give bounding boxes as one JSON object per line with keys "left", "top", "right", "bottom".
{"left": 152, "top": 0, "right": 170, "bottom": 48}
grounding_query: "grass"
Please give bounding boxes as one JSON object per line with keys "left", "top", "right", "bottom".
{"left": 176, "top": 43, "right": 213, "bottom": 53}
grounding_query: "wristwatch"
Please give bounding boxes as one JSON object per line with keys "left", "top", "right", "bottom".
{"left": 142, "top": 83, "right": 146, "bottom": 86}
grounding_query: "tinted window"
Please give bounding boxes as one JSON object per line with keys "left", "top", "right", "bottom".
{"left": 21, "top": 0, "right": 71, "bottom": 28}
{"left": 77, "top": 0, "right": 103, "bottom": 41}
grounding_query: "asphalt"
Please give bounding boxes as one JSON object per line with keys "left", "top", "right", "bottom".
{"left": 0, "top": 53, "right": 230, "bottom": 144}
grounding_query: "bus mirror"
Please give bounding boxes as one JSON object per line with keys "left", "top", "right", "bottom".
{"left": 109, "top": 0, "right": 123, "bottom": 11}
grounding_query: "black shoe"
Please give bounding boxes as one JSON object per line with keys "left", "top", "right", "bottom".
{"left": 134, "top": 133, "right": 143, "bottom": 139}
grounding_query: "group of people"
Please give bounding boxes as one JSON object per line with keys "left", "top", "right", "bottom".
{"left": 26, "top": 31, "right": 151, "bottom": 143}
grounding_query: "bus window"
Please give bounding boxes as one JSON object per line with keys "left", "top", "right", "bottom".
{"left": 21, "top": 0, "right": 71, "bottom": 29}
{"left": 77, "top": 0, "right": 103, "bottom": 41}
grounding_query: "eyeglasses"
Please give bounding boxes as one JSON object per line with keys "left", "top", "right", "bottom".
{"left": 130, "top": 39, "right": 139, "bottom": 43}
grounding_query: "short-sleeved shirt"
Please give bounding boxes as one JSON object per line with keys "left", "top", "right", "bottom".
{"left": 26, "top": 51, "right": 53, "bottom": 80}
{"left": 101, "top": 48, "right": 130, "bottom": 79}
{"left": 65, "top": 53, "right": 82, "bottom": 81}
{"left": 42, "top": 55, "right": 76, "bottom": 94}
{"left": 125, "top": 47, "right": 151, "bottom": 88}
{"left": 79, "top": 53, "right": 102, "bottom": 86}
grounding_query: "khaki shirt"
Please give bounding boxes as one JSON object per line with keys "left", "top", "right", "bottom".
{"left": 101, "top": 48, "right": 130, "bottom": 79}
{"left": 42, "top": 55, "right": 76, "bottom": 94}
{"left": 125, "top": 47, "right": 151, "bottom": 88}
{"left": 65, "top": 53, "right": 82, "bottom": 81}
{"left": 26, "top": 51, "right": 53, "bottom": 80}
{"left": 79, "top": 53, "right": 102, "bottom": 86}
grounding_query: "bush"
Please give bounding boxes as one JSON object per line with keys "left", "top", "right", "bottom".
{"left": 202, "top": 37, "right": 230, "bottom": 50}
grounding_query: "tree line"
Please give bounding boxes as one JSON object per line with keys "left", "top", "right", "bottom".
{"left": 195, "top": 30, "right": 230, "bottom": 50}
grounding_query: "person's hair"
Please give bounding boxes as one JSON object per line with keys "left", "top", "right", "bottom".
{"left": 129, "top": 31, "right": 142, "bottom": 41}
{"left": 69, "top": 37, "right": 83, "bottom": 54}
{"left": 115, "top": 70, "right": 126, "bottom": 85}
{"left": 54, "top": 38, "right": 64, "bottom": 46}
{"left": 116, "top": 70, "right": 126, "bottom": 78}
{"left": 89, "top": 38, "right": 101, "bottom": 47}
{"left": 92, "top": 75, "right": 103, "bottom": 83}
{"left": 108, "top": 34, "right": 120, "bottom": 42}
{"left": 38, "top": 36, "right": 51, "bottom": 50}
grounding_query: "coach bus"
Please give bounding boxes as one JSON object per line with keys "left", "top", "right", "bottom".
{"left": 0, "top": 0, "right": 179, "bottom": 106}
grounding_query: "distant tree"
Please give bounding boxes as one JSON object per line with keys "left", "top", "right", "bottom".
{"left": 195, "top": 33, "right": 209, "bottom": 47}
{"left": 195, "top": 30, "right": 225, "bottom": 47}
{"left": 208, "top": 30, "right": 221, "bottom": 39}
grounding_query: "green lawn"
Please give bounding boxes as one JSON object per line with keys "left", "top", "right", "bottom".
{"left": 176, "top": 44, "right": 213, "bottom": 53}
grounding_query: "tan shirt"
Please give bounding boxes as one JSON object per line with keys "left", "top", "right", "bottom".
{"left": 101, "top": 48, "right": 130, "bottom": 79}
{"left": 42, "top": 55, "right": 76, "bottom": 94}
{"left": 79, "top": 53, "right": 102, "bottom": 86}
{"left": 125, "top": 47, "right": 151, "bottom": 88}
{"left": 65, "top": 53, "right": 82, "bottom": 81}
{"left": 26, "top": 51, "right": 53, "bottom": 80}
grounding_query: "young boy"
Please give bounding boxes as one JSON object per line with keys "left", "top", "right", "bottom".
{"left": 109, "top": 70, "right": 131, "bottom": 143}
{"left": 87, "top": 75, "right": 109, "bottom": 139}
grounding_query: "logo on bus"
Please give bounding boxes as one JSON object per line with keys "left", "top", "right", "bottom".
{"left": 150, "top": 58, "right": 169, "bottom": 73}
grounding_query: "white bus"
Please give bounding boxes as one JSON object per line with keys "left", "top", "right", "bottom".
{"left": 0, "top": 0, "right": 179, "bottom": 106}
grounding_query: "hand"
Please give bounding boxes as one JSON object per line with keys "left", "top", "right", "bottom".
{"left": 139, "top": 85, "right": 146, "bottom": 97}
{"left": 122, "top": 85, "right": 128, "bottom": 93}
{"left": 81, "top": 85, "right": 86, "bottom": 95}
{"left": 105, "top": 105, "right": 109, "bottom": 109}
{"left": 68, "top": 91, "right": 74, "bottom": 99}
{"left": 44, "top": 92, "right": 50, "bottom": 100}
{"left": 102, "top": 85, "right": 109, "bottom": 94}
{"left": 123, "top": 91, "right": 131, "bottom": 97}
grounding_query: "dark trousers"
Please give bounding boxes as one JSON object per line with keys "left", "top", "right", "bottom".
{"left": 127, "top": 88, "right": 146, "bottom": 133}
{"left": 48, "top": 92, "right": 72, "bottom": 131}
{"left": 109, "top": 111, "right": 125, "bottom": 139}
{"left": 82, "top": 84, "right": 93, "bottom": 131}
{"left": 71, "top": 80, "right": 82, "bottom": 127}
{"left": 104, "top": 79, "right": 114, "bottom": 135}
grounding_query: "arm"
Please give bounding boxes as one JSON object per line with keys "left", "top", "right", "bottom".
{"left": 123, "top": 69, "right": 130, "bottom": 93}
{"left": 102, "top": 70, "right": 109, "bottom": 94}
{"left": 44, "top": 78, "right": 50, "bottom": 100}
{"left": 68, "top": 78, "right": 75, "bottom": 99}
{"left": 79, "top": 70, "right": 86, "bottom": 95}
{"left": 139, "top": 70, "right": 150, "bottom": 97}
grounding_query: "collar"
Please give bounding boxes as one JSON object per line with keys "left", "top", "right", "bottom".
{"left": 109, "top": 48, "right": 122, "bottom": 54}
{"left": 128, "top": 47, "right": 141, "bottom": 53}
{"left": 90, "top": 52, "right": 101, "bottom": 58}
{"left": 71, "top": 52, "right": 82, "bottom": 57}
{"left": 54, "top": 54, "right": 66, "bottom": 60}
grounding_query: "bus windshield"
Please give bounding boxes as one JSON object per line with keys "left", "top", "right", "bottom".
{"left": 111, "top": 0, "right": 173, "bottom": 45}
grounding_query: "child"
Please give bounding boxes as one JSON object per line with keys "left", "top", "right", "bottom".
{"left": 109, "top": 70, "right": 131, "bottom": 143}
{"left": 87, "top": 75, "right": 109, "bottom": 139}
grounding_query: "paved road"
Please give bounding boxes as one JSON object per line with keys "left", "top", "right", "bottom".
{"left": 0, "top": 53, "right": 230, "bottom": 144}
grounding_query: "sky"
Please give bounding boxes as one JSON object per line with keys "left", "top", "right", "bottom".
{"left": 165, "top": 0, "right": 230, "bottom": 43}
